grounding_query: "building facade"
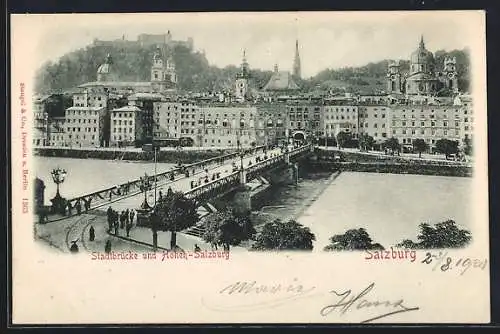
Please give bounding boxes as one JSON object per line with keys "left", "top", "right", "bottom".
{"left": 64, "top": 106, "right": 107, "bottom": 147}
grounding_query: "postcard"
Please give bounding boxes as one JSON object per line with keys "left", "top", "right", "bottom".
{"left": 10, "top": 11, "right": 489, "bottom": 324}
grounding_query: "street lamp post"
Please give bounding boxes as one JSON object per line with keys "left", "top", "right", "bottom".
{"left": 50, "top": 167, "right": 67, "bottom": 215}
{"left": 139, "top": 173, "right": 152, "bottom": 211}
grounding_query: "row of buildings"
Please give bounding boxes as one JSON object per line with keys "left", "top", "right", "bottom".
{"left": 33, "top": 35, "right": 474, "bottom": 152}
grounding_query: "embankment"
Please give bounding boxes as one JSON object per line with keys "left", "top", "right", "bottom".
{"left": 34, "top": 147, "right": 239, "bottom": 164}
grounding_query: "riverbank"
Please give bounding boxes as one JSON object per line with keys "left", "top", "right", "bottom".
{"left": 35, "top": 147, "right": 240, "bottom": 164}
{"left": 309, "top": 161, "right": 472, "bottom": 177}
{"left": 311, "top": 148, "right": 473, "bottom": 177}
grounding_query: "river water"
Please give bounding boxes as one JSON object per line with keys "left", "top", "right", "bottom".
{"left": 34, "top": 157, "right": 472, "bottom": 251}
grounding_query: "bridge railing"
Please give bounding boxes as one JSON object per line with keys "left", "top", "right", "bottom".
{"left": 184, "top": 171, "right": 241, "bottom": 203}
{"left": 63, "top": 145, "right": 265, "bottom": 210}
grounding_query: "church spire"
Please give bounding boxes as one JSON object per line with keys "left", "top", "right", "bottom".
{"left": 419, "top": 35, "right": 425, "bottom": 49}
{"left": 293, "top": 39, "right": 301, "bottom": 79}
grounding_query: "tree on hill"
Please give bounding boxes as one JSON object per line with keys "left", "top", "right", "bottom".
{"left": 396, "top": 220, "right": 471, "bottom": 249}
{"left": 202, "top": 208, "right": 256, "bottom": 251}
{"left": 252, "top": 219, "right": 315, "bottom": 251}
{"left": 150, "top": 190, "right": 199, "bottom": 250}
{"left": 412, "top": 138, "right": 429, "bottom": 158}
{"left": 435, "top": 139, "right": 459, "bottom": 159}
{"left": 324, "top": 228, "right": 384, "bottom": 251}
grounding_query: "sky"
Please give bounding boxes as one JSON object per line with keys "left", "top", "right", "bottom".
{"left": 19, "top": 11, "right": 485, "bottom": 78}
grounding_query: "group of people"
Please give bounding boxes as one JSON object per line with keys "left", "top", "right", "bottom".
{"left": 109, "top": 182, "right": 132, "bottom": 201}
{"left": 107, "top": 207, "right": 136, "bottom": 237}
{"left": 65, "top": 198, "right": 92, "bottom": 216}
{"left": 190, "top": 171, "right": 222, "bottom": 189}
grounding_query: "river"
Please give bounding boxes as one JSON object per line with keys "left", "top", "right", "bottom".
{"left": 34, "top": 157, "right": 176, "bottom": 205}
{"left": 34, "top": 157, "right": 472, "bottom": 251}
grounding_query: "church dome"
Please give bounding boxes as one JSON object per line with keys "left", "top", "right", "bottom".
{"left": 410, "top": 36, "right": 434, "bottom": 64}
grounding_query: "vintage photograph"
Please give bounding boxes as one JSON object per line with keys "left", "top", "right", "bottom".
{"left": 11, "top": 11, "right": 489, "bottom": 324}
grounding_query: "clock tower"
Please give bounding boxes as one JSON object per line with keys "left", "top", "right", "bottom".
{"left": 235, "top": 50, "right": 251, "bottom": 101}
{"left": 386, "top": 60, "right": 402, "bottom": 94}
{"left": 443, "top": 56, "right": 458, "bottom": 93}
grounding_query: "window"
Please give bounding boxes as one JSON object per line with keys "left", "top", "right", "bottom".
{"left": 431, "top": 121, "right": 435, "bottom": 127}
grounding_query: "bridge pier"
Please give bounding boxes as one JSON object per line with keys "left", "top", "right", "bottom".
{"left": 233, "top": 185, "right": 252, "bottom": 216}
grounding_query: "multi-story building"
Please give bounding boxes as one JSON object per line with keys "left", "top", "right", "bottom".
{"left": 153, "top": 101, "right": 181, "bottom": 140}
{"left": 197, "top": 104, "right": 258, "bottom": 148}
{"left": 255, "top": 103, "right": 287, "bottom": 146}
{"left": 33, "top": 95, "right": 50, "bottom": 146}
{"left": 64, "top": 106, "right": 107, "bottom": 147}
{"left": 128, "top": 93, "right": 165, "bottom": 144}
{"left": 358, "top": 105, "right": 391, "bottom": 143}
{"left": 389, "top": 104, "right": 461, "bottom": 151}
{"left": 286, "top": 100, "right": 323, "bottom": 141}
{"left": 323, "top": 102, "right": 359, "bottom": 139}
{"left": 47, "top": 117, "right": 66, "bottom": 147}
{"left": 454, "top": 94, "right": 474, "bottom": 145}
{"left": 110, "top": 105, "right": 142, "bottom": 147}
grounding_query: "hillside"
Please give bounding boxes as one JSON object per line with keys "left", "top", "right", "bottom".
{"left": 34, "top": 41, "right": 470, "bottom": 95}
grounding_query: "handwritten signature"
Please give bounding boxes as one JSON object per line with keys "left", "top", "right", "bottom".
{"left": 320, "top": 282, "right": 419, "bottom": 323}
{"left": 203, "top": 280, "right": 419, "bottom": 323}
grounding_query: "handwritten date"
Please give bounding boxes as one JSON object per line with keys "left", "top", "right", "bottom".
{"left": 421, "top": 251, "right": 487, "bottom": 275}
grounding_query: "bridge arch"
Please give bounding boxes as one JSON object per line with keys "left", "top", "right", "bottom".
{"left": 292, "top": 131, "right": 307, "bottom": 141}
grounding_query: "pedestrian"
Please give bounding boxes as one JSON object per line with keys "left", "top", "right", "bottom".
{"left": 67, "top": 202, "right": 73, "bottom": 216}
{"left": 159, "top": 190, "right": 163, "bottom": 201}
{"left": 70, "top": 240, "right": 79, "bottom": 253}
{"left": 89, "top": 225, "right": 95, "bottom": 241}
{"left": 114, "top": 220, "right": 119, "bottom": 236}
{"left": 126, "top": 222, "right": 131, "bottom": 237}
{"left": 76, "top": 200, "right": 82, "bottom": 215}
{"left": 120, "top": 211, "right": 125, "bottom": 229}
{"left": 105, "top": 240, "right": 112, "bottom": 253}
{"left": 130, "top": 209, "right": 135, "bottom": 225}
{"left": 194, "top": 244, "right": 201, "bottom": 252}
{"left": 107, "top": 207, "right": 113, "bottom": 232}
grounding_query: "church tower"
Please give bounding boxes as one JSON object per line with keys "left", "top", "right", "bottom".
{"left": 386, "top": 60, "right": 402, "bottom": 94}
{"left": 293, "top": 40, "right": 301, "bottom": 79}
{"left": 235, "top": 50, "right": 251, "bottom": 101}
{"left": 443, "top": 56, "right": 458, "bottom": 93}
{"left": 151, "top": 45, "right": 176, "bottom": 92}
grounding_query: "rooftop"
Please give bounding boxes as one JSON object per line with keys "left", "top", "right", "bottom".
{"left": 263, "top": 71, "right": 300, "bottom": 91}
{"left": 111, "top": 106, "right": 142, "bottom": 112}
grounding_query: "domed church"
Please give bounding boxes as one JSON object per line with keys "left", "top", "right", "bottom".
{"left": 387, "top": 35, "right": 459, "bottom": 97}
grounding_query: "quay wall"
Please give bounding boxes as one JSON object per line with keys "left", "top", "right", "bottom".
{"left": 34, "top": 147, "right": 240, "bottom": 164}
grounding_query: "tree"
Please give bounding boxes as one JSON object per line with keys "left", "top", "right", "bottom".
{"left": 383, "top": 137, "right": 401, "bottom": 156}
{"left": 324, "top": 228, "right": 384, "bottom": 251}
{"left": 359, "top": 134, "right": 375, "bottom": 152}
{"left": 412, "top": 139, "right": 429, "bottom": 158}
{"left": 396, "top": 220, "right": 472, "bottom": 249}
{"left": 336, "top": 131, "right": 352, "bottom": 149}
{"left": 435, "top": 139, "right": 459, "bottom": 159}
{"left": 151, "top": 190, "right": 199, "bottom": 250}
{"left": 202, "top": 208, "right": 256, "bottom": 251}
{"left": 463, "top": 137, "right": 473, "bottom": 156}
{"left": 252, "top": 219, "right": 316, "bottom": 251}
